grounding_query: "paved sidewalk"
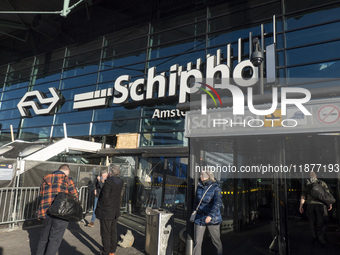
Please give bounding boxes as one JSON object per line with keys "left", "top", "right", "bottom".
{"left": 0, "top": 216, "right": 145, "bottom": 255}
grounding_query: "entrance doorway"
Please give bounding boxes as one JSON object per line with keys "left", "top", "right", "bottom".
{"left": 192, "top": 134, "right": 340, "bottom": 254}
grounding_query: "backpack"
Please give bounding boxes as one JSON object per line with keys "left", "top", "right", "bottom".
{"left": 307, "top": 181, "right": 336, "bottom": 205}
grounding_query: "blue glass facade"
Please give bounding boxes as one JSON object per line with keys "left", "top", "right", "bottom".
{"left": 0, "top": 0, "right": 340, "bottom": 146}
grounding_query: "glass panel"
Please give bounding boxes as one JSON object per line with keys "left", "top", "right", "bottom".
{"left": 105, "top": 25, "right": 149, "bottom": 45}
{"left": 63, "top": 50, "right": 101, "bottom": 78}
{"left": 152, "top": 9, "right": 206, "bottom": 32}
{"left": 209, "top": 2, "right": 280, "bottom": 34}
{"left": 91, "top": 121, "right": 112, "bottom": 135}
{"left": 208, "top": 22, "right": 274, "bottom": 49}
{"left": 285, "top": 0, "right": 338, "bottom": 14}
{"left": 92, "top": 119, "right": 140, "bottom": 135}
{"left": 52, "top": 123, "right": 90, "bottom": 137}
{"left": 140, "top": 132, "right": 187, "bottom": 147}
{"left": 210, "top": 0, "right": 278, "bottom": 18}
{"left": 93, "top": 107, "right": 141, "bottom": 122}
{"left": 57, "top": 101, "right": 75, "bottom": 113}
{"left": 0, "top": 98, "right": 21, "bottom": 110}
{"left": 2, "top": 87, "right": 28, "bottom": 100}
{"left": 7, "top": 58, "right": 34, "bottom": 78}
{"left": 32, "top": 70, "right": 62, "bottom": 86}
{"left": 277, "top": 51, "right": 285, "bottom": 67}
{"left": 67, "top": 38, "right": 102, "bottom": 56}
{"left": 141, "top": 118, "right": 184, "bottom": 132}
{"left": 31, "top": 81, "right": 60, "bottom": 91}
{"left": 151, "top": 22, "right": 206, "bottom": 46}
{"left": 286, "top": 22, "right": 340, "bottom": 48}
{"left": 98, "top": 64, "right": 145, "bottom": 83}
{"left": 286, "top": 41, "right": 340, "bottom": 66}
{"left": 150, "top": 37, "right": 206, "bottom": 60}
{"left": 0, "top": 119, "right": 20, "bottom": 130}
{"left": 0, "top": 65, "right": 8, "bottom": 92}
{"left": 103, "top": 38, "right": 148, "bottom": 59}
{"left": 35, "top": 49, "right": 65, "bottom": 66}
{"left": 0, "top": 133, "right": 15, "bottom": 146}
{"left": 61, "top": 85, "right": 97, "bottom": 101}
{"left": 21, "top": 115, "right": 54, "bottom": 128}
{"left": 147, "top": 50, "right": 205, "bottom": 73}
{"left": 60, "top": 73, "right": 98, "bottom": 90}
{"left": 0, "top": 109, "right": 21, "bottom": 120}
{"left": 111, "top": 119, "right": 140, "bottom": 134}
{"left": 54, "top": 111, "right": 93, "bottom": 125}
{"left": 100, "top": 53, "right": 146, "bottom": 71}
{"left": 134, "top": 157, "right": 188, "bottom": 219}
{"left": 18, "top": 127, "right": 51, "bottom": 140}
{"left": 287, "top": 60, "right": 340, "bottom": 79}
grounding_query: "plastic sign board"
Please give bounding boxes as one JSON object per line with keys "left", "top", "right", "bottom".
{"left": 0, "top": 164, "right": 14, "bottom": 180}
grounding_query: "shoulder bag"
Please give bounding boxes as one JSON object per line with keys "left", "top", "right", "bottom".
{"left": 48, "top": 177, "right": 83, "bottom": 222}
{"left": 307, "top": 181, "right": 336, "bottom": 205}
{"left": 189, "top": 184, "right": 213, "bottom": 223}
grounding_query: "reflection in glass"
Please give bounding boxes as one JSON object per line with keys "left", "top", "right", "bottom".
{"left": 55, "top": 110, "right": 93, "bottom": 125}
{"left": 285, "top": 22, "right": 340, "bottom": 48}
{"left": 286, "top": 41, "right": 340, "bottom": 67}
{"left": 52, "top": 123, "right": 90, "bottom": 137}
{"left": 140, "top": 132, "right": 187, "bottom": 147}
{"left": 134, "top": 157, "right": 188, "bottom": 219}
{"left": 18, "top": 127, "right": 51, "bottom": 140}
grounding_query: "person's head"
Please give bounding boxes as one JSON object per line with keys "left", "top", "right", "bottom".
{"left": 100, "top": 169, "right": 109, "bottom": 180}
{"left": 59, "top": 164, "right": 70, "bottom": 176}
{"left": 310, "top": 171, "right": 317, "bottom": 179}
{"left": 110, "top": 164, "right": 120, "bottom": 177}
{"left": 200, "top": 169, "right": 215, "bottom": 182}
{"left": 309, "top": 171, "right": 317, "bottom": 182}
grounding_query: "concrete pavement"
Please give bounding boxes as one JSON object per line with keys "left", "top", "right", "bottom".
{"left": 0, "top": 215, "right": 146, "bottom": 255}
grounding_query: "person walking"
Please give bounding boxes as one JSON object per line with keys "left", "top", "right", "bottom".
{"left": 88, "top": 169, "right": 109, "bottom": 227}
{"left": 193, "top": 170, "right": 223, "bottom": 255}
{"left": 36, "top": 164, "right": 78, "bottom": 255}
{"left": 299, "top": 171, "right": 333, "bottom": 246}
{"left": 96, "top": 164, "right": 124, "bottom": 255}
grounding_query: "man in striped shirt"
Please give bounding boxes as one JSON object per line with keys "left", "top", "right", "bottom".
{"left": 36, "top": 164, "right": 78, "bottom": 255}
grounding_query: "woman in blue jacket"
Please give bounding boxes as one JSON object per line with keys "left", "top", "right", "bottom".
{"left": 193, "top": 170, "right": 223, "bottom": 255}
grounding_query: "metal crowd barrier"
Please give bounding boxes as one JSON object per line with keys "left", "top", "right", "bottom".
{"left": 0, "top": 187, "right": 40, "bottom": 225}
{"left": 0, "top": 185, "right": 128, "bottom": 226}
{"left": 0, "top": 186, "right": 91, "bottom": 226}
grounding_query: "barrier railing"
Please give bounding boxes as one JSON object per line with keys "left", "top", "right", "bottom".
{"left": 0, "top": 185, "right": 128, "bottom": 226}
{"left": 0, "top": 187, "right": 40, "bottom": 225}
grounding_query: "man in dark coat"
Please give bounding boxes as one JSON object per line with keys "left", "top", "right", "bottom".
{"left": 299, "top": 171, "right": 333, "bottom": 246}
{"left": 96, "top": 164, "right": 124, "bottom": 255}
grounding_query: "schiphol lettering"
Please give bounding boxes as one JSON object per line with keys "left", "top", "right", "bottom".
{"left": 112, "top": 51, "right": 311, "bottom": 117}
{"left": 113, "top": 49, "right": 262, "bottom": 105}
{"left": 213, "top": 118, "right": 298, "bottom": 128}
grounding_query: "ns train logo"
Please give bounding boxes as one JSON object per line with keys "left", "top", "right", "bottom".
{"left": 17, "top": 88, "right": 63, "bottom": 117}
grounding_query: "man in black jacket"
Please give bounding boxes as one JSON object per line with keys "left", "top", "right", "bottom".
{"left": 299, "top": 171, "right": 333, "bottom": 246}
{"left": 96, "top": 164, "right": 124, "bottom": 255}
{"left": 88, "top": 169, "right": 108, "bottom": 227}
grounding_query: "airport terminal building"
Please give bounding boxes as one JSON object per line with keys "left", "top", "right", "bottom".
{"left": 1, "top": 0, "right": 340, "bottom": 254}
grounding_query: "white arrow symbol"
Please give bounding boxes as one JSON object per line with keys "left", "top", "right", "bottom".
{"left": 17, "top": 87, "right": 63, "bottom": 117}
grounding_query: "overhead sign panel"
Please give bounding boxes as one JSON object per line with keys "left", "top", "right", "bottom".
{"left": 185, "top": 98, "right": 340, "bottom": 137}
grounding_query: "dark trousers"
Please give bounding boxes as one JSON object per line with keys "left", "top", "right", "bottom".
{"left": 307, "top": 203, "right": 327, "bottom": 241}
{"left": 36, "top": 216, "right": 69, "bottom": 255}
{"left": 193, "top": 224, "right": 223, "bottom": 255}
{"left": 100, "top": 219, "right": 118, "bottom": 255}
